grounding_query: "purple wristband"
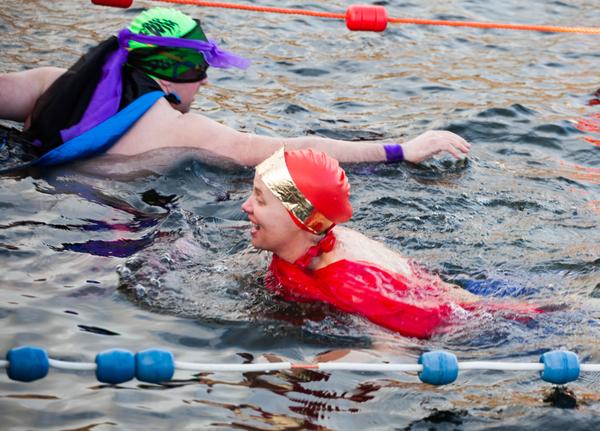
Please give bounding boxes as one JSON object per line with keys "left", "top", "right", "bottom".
{"left": 384, "top": 143, "right": 404, "bottom": 163}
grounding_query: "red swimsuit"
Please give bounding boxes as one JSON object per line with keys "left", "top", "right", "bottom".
{"left": 266, "top": 233, "right": 541, "bottom": 339}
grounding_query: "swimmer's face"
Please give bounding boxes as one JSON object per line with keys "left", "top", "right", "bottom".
{"left": 241, "top": 175, "right": 304, "bottom": 254}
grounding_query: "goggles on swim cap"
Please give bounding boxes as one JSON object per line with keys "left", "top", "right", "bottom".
{"left": 127, "top": 19, "right": 210, "bottom": 83}
{"left": 117, "top": 28, "right": 250, "bottom": 72}
{"left": 256, "top": 148, "right": 334, "bottom": 235}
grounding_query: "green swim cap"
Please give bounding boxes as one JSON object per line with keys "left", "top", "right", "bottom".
{"left": 128, "top": 8, "right": 199, "bottom": 49}
{"left": 126, "top": 7, "right": 210, "bottom": 83}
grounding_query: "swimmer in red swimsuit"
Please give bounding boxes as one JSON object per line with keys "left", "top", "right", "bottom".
{"left": 242, "top": 148, "right": 541, "bottom": 339}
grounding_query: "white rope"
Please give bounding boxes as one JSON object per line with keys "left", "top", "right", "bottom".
{"left": 48, "top": 359, "right": 97, "bottom": 371}
{"left": 317, "top": 362, "right": 423, "bottom": 372}
{"left": 459, "top": 361, "right": 544, "bottom": 371}
{"left": 4, "top": 356, "right": 600, "bottom": 374}
{"left": 174, "top": 361, "right": 293, "bottom": 372}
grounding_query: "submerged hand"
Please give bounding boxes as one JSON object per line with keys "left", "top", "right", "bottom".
{"left": 401, "top": 130, "right": 471, "bottom": 164}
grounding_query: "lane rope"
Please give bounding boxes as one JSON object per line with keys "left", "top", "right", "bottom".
{"left": 3, "top": 346, "right": 597, "bottom": 386}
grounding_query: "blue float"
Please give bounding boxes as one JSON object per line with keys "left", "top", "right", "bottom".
{"left": 6, "top": 346, "right": 49, "bottom": 382}
{"left": 540, "top": 350, "right": 580, "bottom": 384}
{"left": 135, "top": 348, "right": 175, "bottom": 383}
{"left": 95, "top": 349, "right": 135, "bottom": 384}
{"left": 418, "top": 351, "right": 459, "bottom": 385}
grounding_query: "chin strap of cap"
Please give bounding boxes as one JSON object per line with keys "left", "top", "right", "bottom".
{"left": 293, "top": 228, "right": 336, "bottom": 270}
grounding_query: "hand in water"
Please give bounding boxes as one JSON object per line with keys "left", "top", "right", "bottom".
{"left": 402, "top": 130, "right": 471, "bottom": 163}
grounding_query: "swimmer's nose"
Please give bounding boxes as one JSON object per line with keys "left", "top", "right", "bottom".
{"left": 241, "top": 196, "right": 252, "bottom": 214}
{"left": 199, "top": 78, "right": 208, "bottom": 86}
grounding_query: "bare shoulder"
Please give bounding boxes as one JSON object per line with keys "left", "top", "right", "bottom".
{"left": 322, "top": 226, "right": 413, "bottom": 276}
{"left": 2, "top": 67, "right": 66, "bottom": 124}
{"left": 3, "top": 66, "right": 66, "bottom": 83}
{"left": 314, "top": 226, "right": 371, "bottom": 269}
{"left": 37, "top": 67, "right": 67, "bottom": 89}
{"left": 108, "top": 97, "right": 248, "bottom": 160}
{"left": 12, "top": 66, "right": 66, "bottom": 95}
{"left": 334, "top": 226, "right": 379, "bottom": 252}
{"left": 108, "top": 98, "right": 182, "bottom": 155}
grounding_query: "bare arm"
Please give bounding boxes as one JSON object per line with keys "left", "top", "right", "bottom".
{"left": 112, "top": 98, "right": 471, "bottom": 166}
{"left": 248, "top": 130, "right": 472, "bottom": 166}
{"left": 180, "top": 112, "right": 391, "bottom": 165}
{"left": 0, "top": 67, "right": 66, "bottom": 122}
{"left": 174, "top": 110, "right": 471, "bottom": 166}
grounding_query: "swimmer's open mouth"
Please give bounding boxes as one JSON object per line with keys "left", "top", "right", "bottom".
{"left": 249, "top": 222, "right": 261, "bottom": 235}
{"left": 246, "top": 216, "right": 260, "bottom": 231}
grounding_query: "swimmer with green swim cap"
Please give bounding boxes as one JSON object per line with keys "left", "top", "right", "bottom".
{"left": 2, "top": 7, "right": 249, "bottom": 167}
{"left": 0, "top": 6, "right": 472, "bottom": 170}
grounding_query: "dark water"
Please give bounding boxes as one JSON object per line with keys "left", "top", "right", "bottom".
{"left": 1, "top": 0, "right": 599, "bottom": 429}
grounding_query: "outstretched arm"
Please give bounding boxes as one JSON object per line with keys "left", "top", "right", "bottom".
{"left": 110, "top": 96, "right": 471, "bottom": 166}
{"left": 0, "top": 67, "right": 66, "bottom": 123}
{"left": 187, "top": 113, "right": 471, "bottom": 166}
{"left": 116, "top": 99, "right": 470, "bottom": 166}
{"left": 247, "top": 131, "right": 470, "bottom": 165}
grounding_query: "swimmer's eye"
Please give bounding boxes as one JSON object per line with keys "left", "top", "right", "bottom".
{"left": 252, "top": 188, "right": 265, "bottom": 205}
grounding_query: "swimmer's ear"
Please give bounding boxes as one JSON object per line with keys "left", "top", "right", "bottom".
{"left": 155, "top": 78, "right": 173, "bottom": 94}
{"left": 154, "top": 80, "right": 181, "bottom": 105}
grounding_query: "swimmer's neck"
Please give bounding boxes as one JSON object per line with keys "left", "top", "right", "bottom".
{"left": 272, "top": 228, "right": 337, "bottom": 267}
{"left": 272, "top": 233, "right": 321, "bottom": 265}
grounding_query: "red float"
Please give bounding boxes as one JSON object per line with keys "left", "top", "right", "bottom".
{"left": 91, "top": 0, "right": 133, "bottom": 8}
{"left": 345, "top": 5, "right": 388, "bottom": 32}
